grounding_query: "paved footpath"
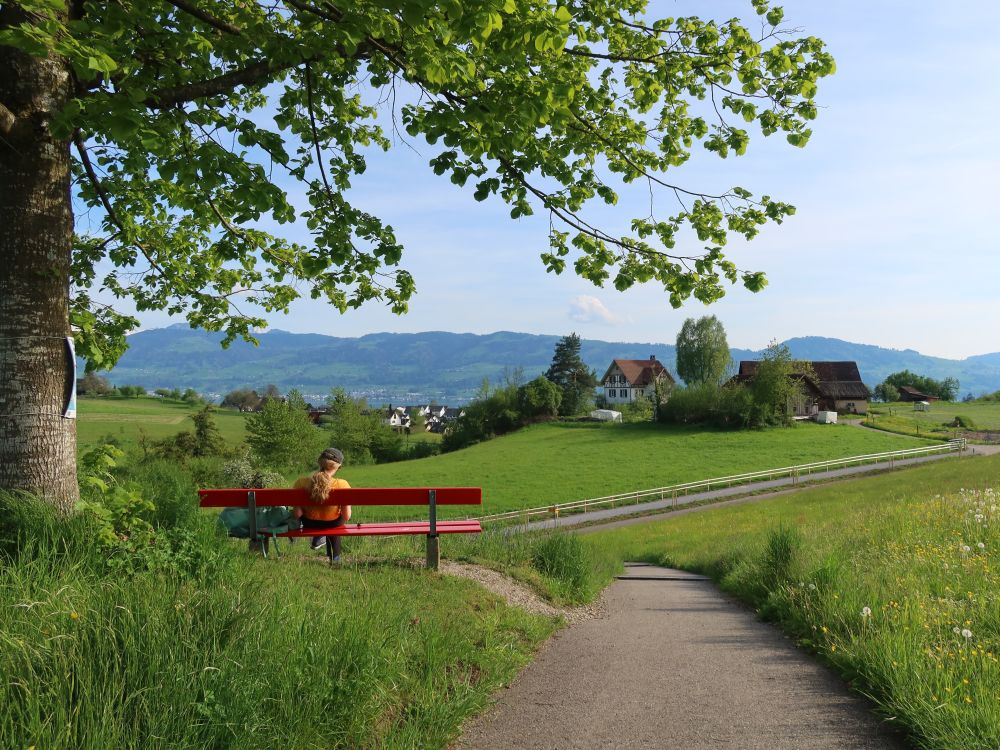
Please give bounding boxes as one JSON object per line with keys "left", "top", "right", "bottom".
{"left": 456, "top": 564, "right": 905, "bottom": 750}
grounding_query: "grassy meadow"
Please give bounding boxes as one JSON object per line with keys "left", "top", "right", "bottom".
{"left": 581, "top": 455, "right": 1000, "bottom": 749}
{"left": 344, "top": 421, "right": 933, "bottom": 518}
{"left": 866, "top": 400, "right": 1000, "bottom": 441}
{"left": 77, "top": 395, "right": 248, "bottom": 449}
{"left": 0, "top": 487, "right": 569, "bottom": 749}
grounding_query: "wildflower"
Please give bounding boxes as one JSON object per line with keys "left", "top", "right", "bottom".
{"left": 70, "top": 612, "right": 79, "bottom": 621}
{"left": 954, "top": 627, "right": 961, "bottom": 634}
{"left": 962, "top": 629, "right": 973, "bottom": 639}
{"left": 961, "top": 545, "right": 971, "bottom": 553}
{"left": 977, "top": 542, "right": 986, "bottom": 550}
{"left": 808, "top": 583, "right": 816, "bottom": 590}
{"left": 861, "top": 607, "right": 872, "bottom": 618}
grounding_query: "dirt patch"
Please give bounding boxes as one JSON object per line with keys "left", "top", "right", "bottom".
{"left": 439, "top": 561, "right": 605, "bottom": 625}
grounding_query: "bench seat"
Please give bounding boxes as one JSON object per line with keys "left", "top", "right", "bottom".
{"left": 200, "top": 486, "right": 482, "bottom": 568}
{"left": 267, "top": 520, "right": 483, "bottom": 537}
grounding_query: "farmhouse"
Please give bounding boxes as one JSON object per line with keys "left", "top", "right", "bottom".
{"left": 600, "top": 356, "right": 675, "bottom": 405}
{"left": 897, "top": 386, "right": 940, "bottom": 403}
{"left": 734, "top": 360, "right": 871, "bottom": 415}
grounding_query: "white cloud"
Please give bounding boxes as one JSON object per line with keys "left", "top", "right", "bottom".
{"left": 569, "top": 296, "right": 623, "bottom": 325}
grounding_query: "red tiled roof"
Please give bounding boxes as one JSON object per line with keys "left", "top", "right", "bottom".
{"left": 602, "top": 358, "right": 675, "bottom": 387}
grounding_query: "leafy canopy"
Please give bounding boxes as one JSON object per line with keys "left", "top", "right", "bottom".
{"left": 675, "top": 315, "right": 731, "bottom": 386}
{"left": 3, "top": 1, "right": 834, "bottom": 367}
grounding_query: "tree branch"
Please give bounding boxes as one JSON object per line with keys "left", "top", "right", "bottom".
{"left": 73, "top": 131, "right": 169, "bottom": 279}
{"left": 145, "top": 59, "right": 295, "bottom": 109}
{"left": 162, "top": 0, "right": 242, "bottom": 35}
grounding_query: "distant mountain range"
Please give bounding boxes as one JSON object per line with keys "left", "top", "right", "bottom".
{"left": 87, "top": 326, "right": 1000, "bottom": 404}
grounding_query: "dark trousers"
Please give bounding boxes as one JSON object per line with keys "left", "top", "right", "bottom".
{"left": 301, "top": 516, "right": 344, "bottom": 558}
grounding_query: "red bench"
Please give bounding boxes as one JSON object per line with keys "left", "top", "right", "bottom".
{"left": 198, "top": 486, "right": 482, "bottom": 569}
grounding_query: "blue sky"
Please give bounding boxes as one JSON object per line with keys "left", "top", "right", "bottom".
{"left": 119, "top": 1, "right": 1000, "bottom": 359}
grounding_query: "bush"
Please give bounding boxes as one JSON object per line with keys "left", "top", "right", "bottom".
{"left": 246, "top": 390, "right": 321, "bottom": 469}
{"left": 952, "top": 414, "right": 978, "bottom": 430}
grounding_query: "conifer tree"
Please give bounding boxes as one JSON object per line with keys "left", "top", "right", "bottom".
{"left": 545, "top": 334, "right": 596, "bottom": 416}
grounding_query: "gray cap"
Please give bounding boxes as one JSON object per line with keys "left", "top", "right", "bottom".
{"left": 320, "top": 447, "right": 344, "bottom": 465}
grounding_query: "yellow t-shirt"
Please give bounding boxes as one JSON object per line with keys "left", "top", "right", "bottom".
{"left": 294, "top": 475, "right": 351, "bottom": 522}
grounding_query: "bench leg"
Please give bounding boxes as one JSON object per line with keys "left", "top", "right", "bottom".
{"left": 325, "top": 536, "right": 334, "bottom": 565}
{"left": 425, "top": 534, "right": 439, "bottom": 571}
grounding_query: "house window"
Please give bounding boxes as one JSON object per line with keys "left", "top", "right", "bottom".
{"left": 609, "top": 389, "right": 616, "bottom": 398}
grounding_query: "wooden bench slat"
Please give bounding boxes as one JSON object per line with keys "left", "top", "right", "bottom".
{"left": 199, "top": 487, "right": 481, "bottom": 507}
{"left": 263, "top": 520, "right": 482, "bottom": 538}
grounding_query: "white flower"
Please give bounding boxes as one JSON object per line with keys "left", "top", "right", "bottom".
{"left": 943, "top": 563, "right": 949, "bottom": 569}
{"left": 962, "top": 629, "right": 973, "bottom": 639}
{"left": 808, "top": 583, "right": 816, "bottom": 590}
{"left": 953, "top": 627, "right": 961, "bottom": 634}
{"left": 961, "top": 545, "right": 971, "bottom": 553}
{"left": 861, "top": 607, "right": 872, "bottom": 618}
{"left": 977, "top": 542, "right": 986, "bottom": 550}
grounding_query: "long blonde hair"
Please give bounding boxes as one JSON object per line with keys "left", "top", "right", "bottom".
{"left": 309, "top": 457, "right": 339, "bottom": 503}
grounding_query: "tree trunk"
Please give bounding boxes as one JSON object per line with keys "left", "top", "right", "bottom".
{"left": 0, "top": 4, "right": 79, "bottom": 511}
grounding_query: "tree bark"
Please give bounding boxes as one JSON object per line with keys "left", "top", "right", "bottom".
{"left": 0, "top": 4, "right": 79, "bottom": 510}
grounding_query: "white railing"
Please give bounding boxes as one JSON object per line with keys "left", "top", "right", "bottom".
{"left": 476, "top": 439, "right": 967, "bottom": 525}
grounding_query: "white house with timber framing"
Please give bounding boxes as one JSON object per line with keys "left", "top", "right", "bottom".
{"left": 600, "top": 356, "right": 675, "bottom": 405}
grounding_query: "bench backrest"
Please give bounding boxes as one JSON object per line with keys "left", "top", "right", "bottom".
{"left": 199, "top": 487, "right": 482, "bottom": 508}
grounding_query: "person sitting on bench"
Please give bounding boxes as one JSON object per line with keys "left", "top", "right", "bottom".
{"left": 293, "top": 447, "right": 352, "bottom": 560}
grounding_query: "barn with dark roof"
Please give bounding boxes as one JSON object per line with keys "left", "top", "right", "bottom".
{"left": 734, "top": 360, "right": 870, "bottom": 415}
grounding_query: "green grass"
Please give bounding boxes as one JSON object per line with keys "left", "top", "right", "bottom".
{"left": 582, "top": 455, "right": 1000, "bottom": 750}
{"left": 866, "top": 400, "right": 1000, "bottom": 440}
{"left": 341, "top": 421, "right": 934, "bottom": 519}
{"left": 0, "top": 494, "right": 557, "bottom": 749}
{"left": 77, "top": 396, "right": 247, "bottom": 450}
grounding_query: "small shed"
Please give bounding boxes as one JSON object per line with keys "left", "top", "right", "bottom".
{"left": 913, "top": 401, "right": 931, "bottom": 412}
{"left": 590, "top": 409, "right": 623, "bottom": 422}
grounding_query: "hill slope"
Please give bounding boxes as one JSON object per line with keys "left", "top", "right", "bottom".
{"left": 89, "top": 327, "right": 1000, "bottom": 401}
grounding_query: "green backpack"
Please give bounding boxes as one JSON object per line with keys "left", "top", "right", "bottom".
{"left": 217, "top": 506, "right": 296, "bottom": 538}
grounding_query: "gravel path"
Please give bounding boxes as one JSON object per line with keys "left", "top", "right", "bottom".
{"left": 455, "top": 563, "right": 904, "bottom": 750}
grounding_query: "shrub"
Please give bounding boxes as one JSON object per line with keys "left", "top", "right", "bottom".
{"left": 246, "top": 390, "right": 321, "bottom": 469}
{"left": 952, "top": 415, "right": 978, "bottom": 430}
{"left": 223, "top": 450, "right": 287, "bottom": 489}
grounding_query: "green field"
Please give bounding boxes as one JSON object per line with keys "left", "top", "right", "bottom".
{"left": 79, "top": 398, "right": 938, "bottom": 520}
{"left": 866, "top": 400, "right": 1000, "bottom": 440}
{"left": 584, "top": 455, "right": 1000, "bottom": 749}
{"left": 344, "top": 421, "right": 933, "bottom": 518}
{"left": 77, "top": 396, "right": 247, "bottom": 449}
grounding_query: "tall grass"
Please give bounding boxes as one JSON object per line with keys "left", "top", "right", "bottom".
{"left": 584, "top": 456, "right": 1000, "bottom": 749}
{"left": 0, "top": 459, "right": 558, "bottom": 748}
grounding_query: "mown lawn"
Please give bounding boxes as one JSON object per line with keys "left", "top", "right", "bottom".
{"left": 344, "top": 421, "right": 933, "bottom": 519}
{"left": 866, "top": 400, "right": 1000, "bottom": 440}
{"left": 583, "top": 455, "right": 1000, "bottom": 750}
{"left": 77, "top": 396, "right": 247, "bottom": 449}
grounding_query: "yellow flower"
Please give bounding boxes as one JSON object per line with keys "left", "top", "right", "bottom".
{"left": 70, "top": 612, "right": 79, "bottom": 621}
